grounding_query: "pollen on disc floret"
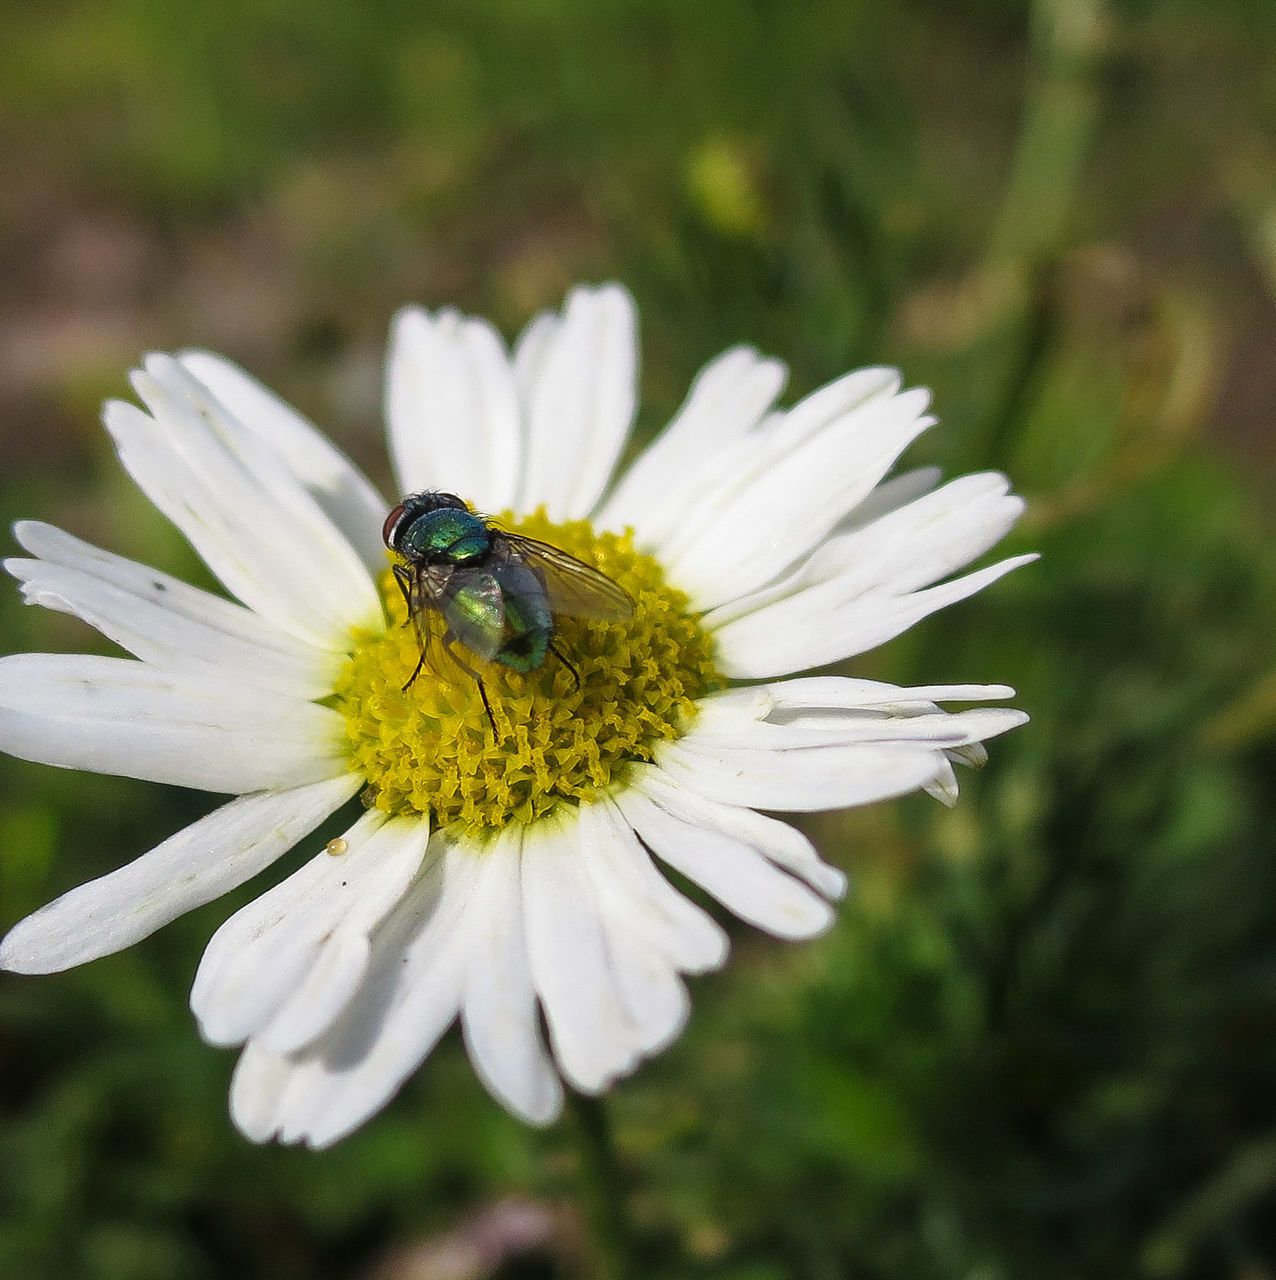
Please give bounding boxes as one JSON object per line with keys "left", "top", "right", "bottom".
{"left": 334, "top": 510, "right": 723, "bottom": 838}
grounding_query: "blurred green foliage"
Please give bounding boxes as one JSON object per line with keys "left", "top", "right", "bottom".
{"left": 3, "top": 0, "right": 1276, "bottom": 1277}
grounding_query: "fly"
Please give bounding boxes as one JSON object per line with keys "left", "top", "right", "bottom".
{"left": 382, "top": 491, "right": 634, "bottom": 731}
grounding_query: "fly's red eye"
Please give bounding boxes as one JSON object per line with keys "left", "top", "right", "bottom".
{"left": 382, "top": 504, "right": 406, "bottom": 548}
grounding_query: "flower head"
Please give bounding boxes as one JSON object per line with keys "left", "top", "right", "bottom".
{"left": 0, "top": 284, "right": 1033, "bottom": 1146}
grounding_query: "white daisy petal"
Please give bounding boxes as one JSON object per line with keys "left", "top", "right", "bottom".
{"left": 511, "top": 308, "right": 560, "bottom": 399}
{"left": 640, "top": 366, "right": 904, "bottom": 566}
{"left": 460, "top": 825, "right": 563, "bottom": 1125}
{"left": 5, "top": 550, "right": 337, "bottom": 700}
{"left": 714, "top": 554, "right": 1037, "bottom": 679}
{"left": 832, "top": 465, "right": 943, "bottom": 532}
{"left": 228, "top": 1040, "right": 298, "bottom": 1143}
{"left": 661, "top": 391, "right": 935, "bottom": 608}
{"left": 232, "top": 839, "right": 477, "bottom": 1148}
{"left": 521, "top": 810, "right": 639, "bottom": 1093}
{"left": 790, "top": 473, "right": 1027, "bottom": 614}
{"left": 824, "top": 472, "right": 1025, "bottom": 591}
{"left": 615, "top": 785, "right": 836, "bottom": 940}
{"left": 686, "top": 704, "right": 960, "bottom": 750}
{"left": 10, "top": 522, "right": 327, "bottom": 673}
{"left": 177, "top": 350, "right": 390, "bottom": 571}
{"left": 385, "top": 307, "right": 522, "bottom": 511}
{"left": 703, "top": 471, "right": 1024, "bottom": 629}
{"left": 574, "top": 800, "right": 702, "bottom": 1052}
{"left": 655, "top": 729, "right": 944, "bottom": 813}
{"left": 255, "top": 932, "right": 376, "bottom": 1057}
{"left": 924, "top": 757, "right": 962, "bottom": 806}
{"left": 192, "top": 811, "right": 430, "bottom": 1054}
{"left": 652, "top": 679, "right": 1030, "bottom": 819}
{"left": 597, "top": 345, "right": 787, "bottom": 537}
{"left": 0, "top": 775, "right": 360, "bottom": 974}
{"left": 143, "top": 355, "right": 386, "bottom": 603}
{"left": 578, "top": 796, "right": 729, "bottom": 973}
{"left": 515, "top": 284, "right": 638, "bottom": 520}
{"left": 0, "top": 654, "right": 346, "bottom": 793}
{"left": 704, "top": 676, "right": 1021, "bottom": 709}
{"left": 692, "top": 683, "right": 1029, "bottom": 750}
{"left": 595, "top": 908, "right": 690, "bottom": 1057}
{"left": 735, "top": 479, "right": 1028, "bottom": 648}
{"left": 949, "top": 739, "right": 989, "bottom": 769}
{"left": 105, "top": 359, "right": 381, "bottom": 650}
{"left": 633, "top": 765, "right": 848, "bottom": 899}
{"left": 771, "top": 365, "right": 904, "bottom": 447}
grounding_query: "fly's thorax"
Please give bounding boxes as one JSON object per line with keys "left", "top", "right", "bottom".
{"left": 400, "top": 507, "right": 491, "bottom": 564}
{"left": 336, "top": 509, "right": 724, "bottom": 837}
{"left": 382, "top": 490, "right": 469, "bottom": 550}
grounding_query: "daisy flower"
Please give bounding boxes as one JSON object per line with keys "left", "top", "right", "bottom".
{"left": 0, "top": 284, "right": 1033, "bottom": 1147}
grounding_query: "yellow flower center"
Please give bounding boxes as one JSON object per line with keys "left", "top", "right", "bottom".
{"left": 334, "top": 510, "right": 723, "bottom": 838}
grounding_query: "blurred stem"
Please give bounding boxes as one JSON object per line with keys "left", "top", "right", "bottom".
{"left": 980, "top": 260, "right": 1060, "bottom": 468}
{"left": 967, "top": 0, "right": 1109, "bottom": 469}
{"left": 818, "top": 163, "right": 891, "bottom": 364}
{"left": 567, "top": 1091, "right": 633, "bottom": 1280}
{"left": 988, "top": 0, "right": 1109, "bottom": 267}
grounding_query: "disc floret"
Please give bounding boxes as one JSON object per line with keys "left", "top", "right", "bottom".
{"left": 335, "top": 511, "right": 723, "bottom": 837}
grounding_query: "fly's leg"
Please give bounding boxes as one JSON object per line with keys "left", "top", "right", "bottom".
{"left": 547, "top": 639, "right": 582, "bottom": 691}
{"left": 475, "top": 679, "right": 497, "bottom": 735}
{"left": 441, "top": 633, "right": 499, "bottom": 735}
{"left": 393, "top": 567, "right": 429, "bottom": 691}
{"left": 402, "top": 649, "right": 428, "bottom": 693}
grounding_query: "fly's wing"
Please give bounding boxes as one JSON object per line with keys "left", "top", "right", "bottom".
{"left": 403, "top": 564, "right": 500, "bottom": 683}
{"left": 439, "top": 568, "right": 506, "bottom": 661}
{"left": 500, "top": 534, "right": 635, "bottom": 622}
{"left": 403, "top": 567, "right": 458, "bottom": 683}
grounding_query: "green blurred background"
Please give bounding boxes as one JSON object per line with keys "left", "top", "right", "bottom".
{"left": 3, "top": 0, "right": 1276, "bottom": 1276}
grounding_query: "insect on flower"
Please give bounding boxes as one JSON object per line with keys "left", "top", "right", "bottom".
{"left": 382, "top": 491, "right": 634, "bottom": 728}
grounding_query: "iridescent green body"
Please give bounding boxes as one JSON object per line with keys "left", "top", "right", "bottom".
{"left": 382, "top": 492, "right": 633, "bottom": 722}
{"left": 397, "top": 506, "right": 490, "bottom": 568}
{"left": 389, "top": 500, "right": 553, "bottom": 672}
{"left": 441, "top": 557, "right": 552, "bottom": 674}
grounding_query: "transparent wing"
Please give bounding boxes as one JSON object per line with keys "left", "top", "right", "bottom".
{"left": 402, "top": 589, "right": 451, "bottom": 686}
{"left": 402, "top": 565, "right": 496, "bottom": 683}
{"left": 500, "top": 533, "right": 634, "bottom": 621}
{"left": 439, "top": 569, "right": 505, "bottom": 662}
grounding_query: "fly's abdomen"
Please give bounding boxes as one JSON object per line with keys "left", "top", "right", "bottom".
{"left": 493, "top": 563, "right": 552, "bottom": 672}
